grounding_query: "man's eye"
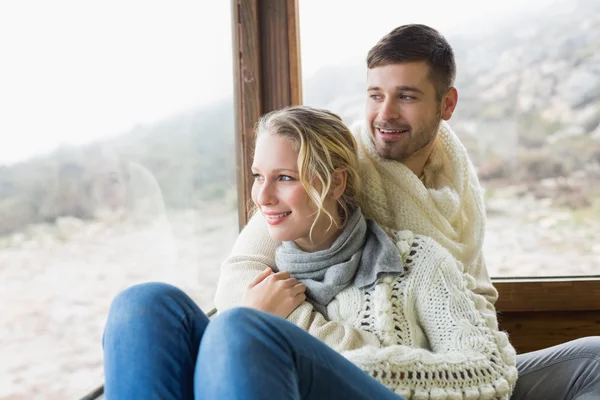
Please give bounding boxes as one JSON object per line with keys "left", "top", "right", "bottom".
{"left": 400, "top": 94, "right": 414, "bottom": 100}
{"left": 369, "top": 94, "right": 382, "bottom": 100}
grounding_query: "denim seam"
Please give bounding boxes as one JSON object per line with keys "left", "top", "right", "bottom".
{"left": 519, "top": 353, "right": 600, "bottom": 377}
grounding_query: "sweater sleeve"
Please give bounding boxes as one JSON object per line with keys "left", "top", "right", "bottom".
{"left": 469, "top": 250, "right": 500, "bottom": 329}
{"left": 214, "top": 212, "right": 279, "bottom": 311}
{"left": 341, "top": 247, "right": 518, "bottom": 399}
{"left": 213, "top": 213, "right": 382, "bottom": 351}
{"left": 287, "top": 301, "right": 381, "bottom": 351}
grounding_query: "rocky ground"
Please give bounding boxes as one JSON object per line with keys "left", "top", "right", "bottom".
{"left": 484, "top": 186, "right": 600, "bottom": 277}
{"left": 0, "top": 204, "right": 239, "bottom": 400}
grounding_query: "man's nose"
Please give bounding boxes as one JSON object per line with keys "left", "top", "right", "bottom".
{"left": 379, "top": 99, "right": 400, "bottom": 121}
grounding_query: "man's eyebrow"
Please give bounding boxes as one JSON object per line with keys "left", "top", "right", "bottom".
{"left": 367, "top": 85, "right": 424, "bottom": 94}
{"left": 395, "top": 86, "right": 424, "bottom": 94}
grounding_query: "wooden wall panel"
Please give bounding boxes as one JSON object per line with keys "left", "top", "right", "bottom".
{"left": 495, "top": 278, "right": 600, "bottom": 352}
{"left": 498, "top": 310, "right": 600, "bottom": 354}
{"left": 495, "top": 279, "right": 600, "bottom": 312}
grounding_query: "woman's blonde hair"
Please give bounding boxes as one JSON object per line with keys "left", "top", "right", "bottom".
{"left": 255, "top": 105, "right": 361, "bottom": 241}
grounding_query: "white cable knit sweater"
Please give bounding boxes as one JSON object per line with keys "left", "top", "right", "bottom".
{"left": 327, "top": 229, "right": 517, "bottom": 399}
{"left": 216, "top": 218, "right": 518, "bottom": 398}
{"left": 351, "top": 119, "right": 497, "bottom": 314}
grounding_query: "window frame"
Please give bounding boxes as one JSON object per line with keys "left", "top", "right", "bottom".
{"left": 232, "top": 0, "right": 302, "bottom": 228}
{"left": 232, "top": 0, "right": 600, "bottom": 353}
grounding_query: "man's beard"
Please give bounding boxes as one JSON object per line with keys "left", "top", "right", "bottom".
{"left": 411, "top": 118, "right": 441, "bottom": 155}
{"left": 373, "top": 117, "right": 441, "bottom": 161}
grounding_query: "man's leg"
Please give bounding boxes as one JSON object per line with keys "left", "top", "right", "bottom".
{"left": 512, "top": 336, "right": 600, "bottom": 400}
{"left": 103, "top": 282, "right": 209, "bottom": 400}
{"left": 194, "top": 307, "right": 403, "bottom": 400}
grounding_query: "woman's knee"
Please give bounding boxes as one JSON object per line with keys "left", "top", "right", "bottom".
{"left": 208, "top": 307, "right": 264, "bottom": 330}
{"left": 202, "top": 307, "right": 270, "bottom": 347}
{"left": 107, "top": 282, "right": 192, "bottom": 324}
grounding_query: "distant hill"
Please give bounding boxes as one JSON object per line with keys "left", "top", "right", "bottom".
{"left": 304, "top": 0, "right": 600, "bottom": 180}
{"left": 0, "top": 101, "right": 236, "bottom": 235}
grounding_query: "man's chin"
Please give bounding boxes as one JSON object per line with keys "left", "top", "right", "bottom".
{"left": 372, "top": 137, "right": 405, "bottom": 160}
{"left": 374, "top": 146, "right": 405, "bottom": 161}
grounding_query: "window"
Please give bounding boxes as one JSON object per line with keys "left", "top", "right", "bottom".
{"left": 0, "top": 2, "right": 237, "bottom": 398}
{"left": 299, "top": 0, "right": 600, "bottom": 278}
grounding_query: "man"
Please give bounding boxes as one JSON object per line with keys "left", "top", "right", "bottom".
{"left": 215, "top": 24, "right": 600, "bottom": 399}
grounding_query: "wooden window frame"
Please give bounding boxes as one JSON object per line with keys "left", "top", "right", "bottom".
{"left": 232, "top": 0, "right": 302, "bottom": 228}
{"left": 232, "top": 0, "right": 600, "bottom": 353}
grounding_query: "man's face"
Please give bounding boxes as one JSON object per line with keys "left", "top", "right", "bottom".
{"left": 365, "top": 61, "right": 443, "bottom": 161}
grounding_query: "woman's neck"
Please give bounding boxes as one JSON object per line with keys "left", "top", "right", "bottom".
{"left": 295, "top": 214, "right": 344, "bottom": 253}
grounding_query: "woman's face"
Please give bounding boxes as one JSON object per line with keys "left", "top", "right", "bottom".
{"left": 251, "top": 132, "right": 340, "bottom": 252}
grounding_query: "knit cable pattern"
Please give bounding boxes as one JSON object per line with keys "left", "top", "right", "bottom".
{"left": 340, "top": 232, "right": 517, "bottom": 399}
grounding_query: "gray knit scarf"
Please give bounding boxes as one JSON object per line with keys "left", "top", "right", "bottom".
{"left": 275, "top": 207, "right": 404, "bottom": 317}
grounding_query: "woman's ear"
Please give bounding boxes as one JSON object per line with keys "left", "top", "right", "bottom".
{"left": 331, "top": 169, "right": 347, "bottom": 200}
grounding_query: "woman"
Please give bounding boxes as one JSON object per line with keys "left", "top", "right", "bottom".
{"left": 103, "top": 106, "right": 517, "bottom": 399}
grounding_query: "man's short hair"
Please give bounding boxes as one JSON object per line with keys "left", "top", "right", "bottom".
{"left": 367, "top": 24, "right": 456, "bottom": 101}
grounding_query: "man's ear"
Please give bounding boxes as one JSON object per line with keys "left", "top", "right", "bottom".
{"left": 441, "top": 87, "right": 458, "bottom": 121}
{"left": 331, "top": 169, "right": 348, "bottom": 200}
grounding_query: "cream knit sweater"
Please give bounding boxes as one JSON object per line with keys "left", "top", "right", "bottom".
{"left": 216, "top": 220, "right": 517, "bottom": 398}
{"left": 351, "top": 120, "right": 497, "bottom": 314}
{"left": 327, "top": 229, "right": 517, "bottom": 399}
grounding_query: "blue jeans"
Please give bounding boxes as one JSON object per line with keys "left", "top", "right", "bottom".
{"left": 103, "top": 282, "right": 402, "bottom": 400}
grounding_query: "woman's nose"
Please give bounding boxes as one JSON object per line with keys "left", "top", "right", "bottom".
{"left": 257, "top": 182, "right": 277, "bottom": 206}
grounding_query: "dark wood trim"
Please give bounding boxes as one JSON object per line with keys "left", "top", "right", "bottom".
{"left": 79, "top": 385, "right": 104, "bottom": 400}
{"left": 233, "top": 0, "right": 302, "bottom": 228}
{"left": 498, "top": 310, "right": 600, "bottom": 354}
{"left": 259, "top": 0, "right": 289, "bottom": 111}
{"left": 495, "top": 278, "right": 600, "bottom": 352}
{"left": 232, "top": 0, "right": 261, "bottom": 229}
{"left": 494, "top": 278, "right": 600, "bottom": 312}
{"left": 286, "top": 0, "right": 302, "bottom": 106}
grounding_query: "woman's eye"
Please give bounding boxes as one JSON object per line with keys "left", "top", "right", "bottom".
{"left": 279, "top": 175, "right": 294, "bottom": 181}
{"left": 252, "top": 173, "right": 262, "bottom": 181}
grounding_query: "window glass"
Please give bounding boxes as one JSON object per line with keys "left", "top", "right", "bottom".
{"left": 0, "top": 2, "right": 237, "bottom": 398}
{"left": 300, "top": 0, "right": 600, "bottom": 278}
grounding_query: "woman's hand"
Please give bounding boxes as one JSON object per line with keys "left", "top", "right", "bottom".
{"left": 243, "top": 268, "right": 307, "bottom": 318}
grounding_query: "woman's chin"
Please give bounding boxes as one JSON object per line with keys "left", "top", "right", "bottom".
{"left": 266, "top": 227, "right": 293, "bottom": 243}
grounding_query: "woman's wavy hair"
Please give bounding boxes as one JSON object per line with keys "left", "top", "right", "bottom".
{"left": 255, "top": 105, "right": 361, "bottom": 242}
